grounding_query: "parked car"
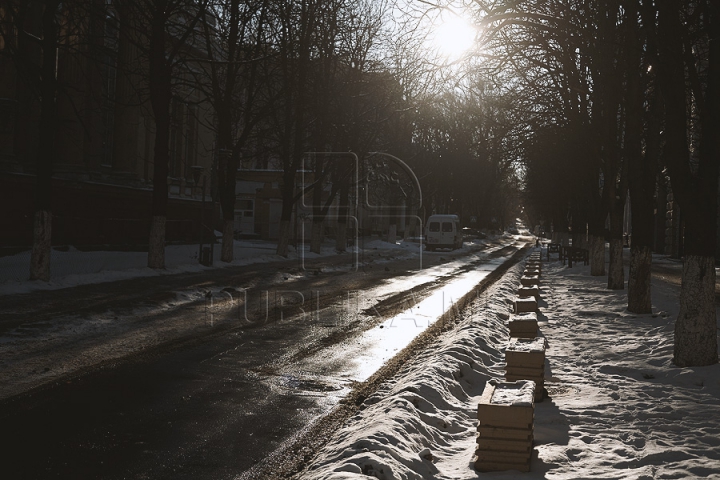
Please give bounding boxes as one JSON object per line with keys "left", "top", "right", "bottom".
{"left": 424, "top": 215, "right": 462, "bottom": 251}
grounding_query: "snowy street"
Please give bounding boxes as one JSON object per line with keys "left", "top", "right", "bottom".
{"left": 0, "top": 234, "right": 526, "bottom": 479}
{"left": 3, "top": 240, "right": 719, "bottom": 479}
{"left": 300, "top": 250, "right": 720, "bottom": 480}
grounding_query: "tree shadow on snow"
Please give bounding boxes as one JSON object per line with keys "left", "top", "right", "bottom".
{"left": 531, "top": 396, "right": 571, "bottom": 475}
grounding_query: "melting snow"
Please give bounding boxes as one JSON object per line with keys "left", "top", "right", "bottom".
{"left": 507, "top": 337, "right": 547, "bottom": 353}
{"left": 300, "top": 251, "right": 720, "bottom": 479}
{"left": 488, "top": 379, "right": 535, "bottom": 407}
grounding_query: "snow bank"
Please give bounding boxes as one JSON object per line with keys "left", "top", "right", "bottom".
{"left": 0, "top": 237, "right": 425, "bottom": 295}
{"left": 300, "top": 254, "right": 720, "bottom": 479}
{"left": 299, "top": 262, "right": 520, "bottom": 480}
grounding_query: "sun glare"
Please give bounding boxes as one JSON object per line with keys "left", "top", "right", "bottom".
{"left": 432, "top": 15, "right": 476, "bottom": 60}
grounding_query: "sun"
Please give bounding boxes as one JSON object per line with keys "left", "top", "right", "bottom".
{"left": 431, "top": 14, "right": 477, "bottom": 60}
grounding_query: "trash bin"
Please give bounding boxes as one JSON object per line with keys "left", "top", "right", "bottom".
{"left": 200, "top": 246, "right": 212, "bottom": 266}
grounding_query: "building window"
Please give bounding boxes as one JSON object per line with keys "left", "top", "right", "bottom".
{"left": 169, "top": 97, "right": 199, "bottom": 180}
{"left": 184, "top": 104, "right": 198, "bottom": 180}
{"left": 237, "top": 199, "right": 254, "bottom": 210}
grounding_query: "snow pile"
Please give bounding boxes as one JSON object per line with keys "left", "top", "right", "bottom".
{"left": 0, "top": 237, "right": 424, "bottom": 295}
{"left": 488, "top": 379, "right": 535, "bottom": 407}
{"left": 300, "top": 255, "right": 720, "bottom": 479}
{"left": 0, "top": 241, "right": 282, "bottom": 292}
{"left": 535, "top": 262, "right": 720, "bottom": 479}
{"left": 0, "top": 233, "right": 496, "bottom": 295}
{"left": 507, "top": 337, "right": 546, "bottom": 353}
{"left": 299, "top": 262, "right": 520, "bottom": 480}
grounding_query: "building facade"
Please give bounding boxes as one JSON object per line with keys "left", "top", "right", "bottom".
{"left": 0, "top": 0, "right": 217, "bottom": 249}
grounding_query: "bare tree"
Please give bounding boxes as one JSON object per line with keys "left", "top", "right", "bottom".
{"left": 626, "top": 0, "right": 660, "bottom": 314}
{"left": 656, "top": 0, "right": 719, "bottom": 366}
{"left": 476, "top": 0, "right": 717, "bottom": 366}
{"left": 264, "top": 0, "right": 318, "bottom": 257}
{"left": 196, "top": 0, "right": 270, "bottom": 263}
{"left": 1, "top": 0, "right": 63, "bottom": 281}
{"left": 115, "top": 0, "right": 208, "bottom": 269}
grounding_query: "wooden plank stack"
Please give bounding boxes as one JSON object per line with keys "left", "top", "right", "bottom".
{"left": 475, "top": 380, "right": 535, "bottom": 472}
{"left": 508, "top": 311, "right": 538, "bottom": 338}
{"left": 513, "top": 296, "right": 537, "bottom": 313}
{"left": 505, "top": 337, "right": 546, "bottom": 402}
{"left": 526, "top": 255, "right": 542, "bottom": 274}
{"left": 518, "top": 285, "right": 540, "bottom": 300}
{"left": 514, "top": 253, "right": 543, "bottom": 313}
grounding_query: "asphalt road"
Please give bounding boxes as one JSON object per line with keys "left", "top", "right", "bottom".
{"left": 0, "top": 239, "right": 526, "bottom": 480}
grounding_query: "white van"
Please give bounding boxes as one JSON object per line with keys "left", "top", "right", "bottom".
{"left": 424, "top": 214, "right": 462, "bottom": 251}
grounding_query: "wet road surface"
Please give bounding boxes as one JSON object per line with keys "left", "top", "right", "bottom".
{"left": 0, "top": 240, "right": 527, "bottom": 479}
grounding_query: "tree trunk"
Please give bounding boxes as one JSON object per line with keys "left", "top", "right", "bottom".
{"left": 310, "top": 218, "right": 323, "bottom": 254}
{"left": 221, "top": 219, "right": 234, "bottom": 263}
{"left": 587, "top": 197, "right": 606, "bottom": 276}
{"left": 336, "top": 223, "right": 347, "bottom": 252}
{"left": 387, "top": 224, "right": 397, "bottom": 244}
{"left": 607, "top": 237, "right": 624, "bottom": 289}
{"left": 657, "top": 0, "right": 719, "bottom": 366}
{"left": 607, "top": 207, "right": 625, "bottom": 290}
{"left": 147, "top": 11, "right": 170, "bottom": 269}
{"left": 407, "top": 207, "right": 418, "bottom": 240}
{"left": 335, "top": 178, "right": 349, "bottom": 252}
{"left": 589, "top": 235, "right": 606, "bottom": 276}
{"left": 654, "top": 175, "right": 667, "bottom": 254}
{"left": 627, "top": 168, "right": 656, "bottom": 312}
{"left": 148, "top": 215, "right": 166, "bottom": 269}
{"left": 310, "top": 159, "right": 324, "bottom": 254}
{"left": 30, "top": 211, "right": 52, "bottom": 281}
{"left": 674, "top": 255, "right": 718, "bottom": 366}
{"left": 577, "top": 232, "right": 587, "bottom": 249}
{"left": 276, "top": 173, "right": 295, "bottom": 257}
{"left": 627, "top": 178, "right": 655, "bottom": 311}
{"left": 30, "top": 1, "right": 60, "bottom": 282}
{"left": 625, "top": 48, "right": 655, "bottom": 311}
{"left": 570, "top": 211, "right": 586, "bottom": 248}
{"left": 276, "top": 219, "right": 291, "bottom": 257}
{"left": 218, "top": 149, "right": 237, "bottom": 263}
{"left": 628, "top": 246, "right": 652, "bottom": 313}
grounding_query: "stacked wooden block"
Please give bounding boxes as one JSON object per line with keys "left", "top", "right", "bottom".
{"left": 524, "top": 265, "right": 541, "bottom": 275}
{"left": 505, "top": 337, "right": 546, "bottom": 402}
{"left": 514, "top": 255, "right": 542, "bottom": 313}
{"left": 475, "top": 380, "right": 535, "bottom": 472}
{"left": 508, "top": 311, "right": 539, "bottom": 338}
{"left": 517, "top": 285, "right": 540, "bottom": 300}
{"left": 526, "top": 255, "right": 542, "bottom": 274}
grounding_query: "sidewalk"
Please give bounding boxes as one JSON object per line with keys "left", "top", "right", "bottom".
{"left": 0, "top": 236, "right": 428, "bottom": 296}
{"left": 298, "top": 251, "right": 720, "bottom": 479}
